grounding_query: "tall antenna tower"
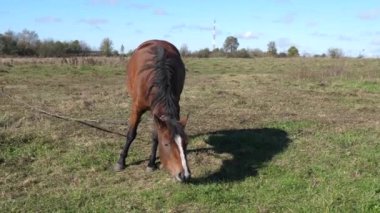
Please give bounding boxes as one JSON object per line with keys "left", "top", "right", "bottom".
{"left": 213, "top": 19, "right": 216, "bottom": 50}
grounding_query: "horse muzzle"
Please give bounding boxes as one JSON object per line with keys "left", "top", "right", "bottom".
{"left": 175, "top": 171, "right": 191, "bottom": 182}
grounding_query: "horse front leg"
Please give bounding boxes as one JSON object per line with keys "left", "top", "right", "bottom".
{"left": 114, "top": 106, "right": 144, "bottom": 172}
{"left": 146, "top": 130, "right": 158, "bottom": 172}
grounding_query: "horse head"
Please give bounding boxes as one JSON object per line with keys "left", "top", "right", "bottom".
{"left": 154, "top": 114, "right": 190, "bottom": 182}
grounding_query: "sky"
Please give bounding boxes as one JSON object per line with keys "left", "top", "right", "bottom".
{"left": 1, "top": 0, "right": 380, "bottom": 57}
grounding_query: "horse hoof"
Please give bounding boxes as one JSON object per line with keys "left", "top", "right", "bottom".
{"left": 146, "top": 165, "right": 157, "bottom": 172}
{"left": 114, "top": 163, "right": 126, "bottom": 172}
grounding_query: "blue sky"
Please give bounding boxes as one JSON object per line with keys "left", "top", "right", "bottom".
{"left": 1, "top": 0, "right": 380, "bottom": 57}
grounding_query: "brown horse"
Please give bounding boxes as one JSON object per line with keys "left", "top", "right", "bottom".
{"left": 114, "top": 40, "right": 190, "bottom": 182}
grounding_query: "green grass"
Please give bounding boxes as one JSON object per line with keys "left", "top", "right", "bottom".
{"left": 1, "top": 57, "right": 380, "bottom": 212}
{"left": 332, "top": 80, "right": 380, "bottom": 93}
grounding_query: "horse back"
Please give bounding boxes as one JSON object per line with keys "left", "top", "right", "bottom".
{"left": 126, "top": 40, "right": 185, "bottom": 110}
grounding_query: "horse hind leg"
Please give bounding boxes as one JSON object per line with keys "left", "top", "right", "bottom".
{"left": 114, "top": 106, "right": 144, "bottom": 172}
{"left": 146, "top": 130, "right": 158, "bottom": 172}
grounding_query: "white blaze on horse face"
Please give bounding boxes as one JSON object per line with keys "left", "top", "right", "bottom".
{"left": 174, "top": 135, "right": 190, "bottom": 177}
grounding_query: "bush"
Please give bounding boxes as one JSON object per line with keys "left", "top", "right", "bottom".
{"left": 277, "top": 52, "right": 287, "bottom": 58}
{"left": 210, "top": 48, "right": 225, "bottom": 57}
{"left": 193, "top": 48, "right": 210, "bottom": 58}
{"left": 287, "top": 46, "right": 299, "bottom": 57}
{"left": 250, "top": 48, "right": 265, "bottom": 57}
{"left": 328, "top": 48, "right": 344, "bottom": 58}
{"left": 234, "top": 49, "right": 250, "bottom": 58}
{"left": 226, "top": 48, "right": 249, "bottom": 58}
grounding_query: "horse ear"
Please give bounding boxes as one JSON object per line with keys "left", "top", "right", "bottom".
{"left": 179, "top": 113, "right": 189, "bottom": 128}
{"left": 154, "top": 114, "right": 168, "bottom": 128}
{"left": 160, "top": 115, "right": 171, "bottom": 122}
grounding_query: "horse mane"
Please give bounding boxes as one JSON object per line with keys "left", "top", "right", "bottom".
{"left": 146, "top": 46, "right": 179, "bottom": 120}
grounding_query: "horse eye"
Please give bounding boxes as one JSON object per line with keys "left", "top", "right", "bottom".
{"left": 164, "top": 143, "right": 169, "bottom": 147}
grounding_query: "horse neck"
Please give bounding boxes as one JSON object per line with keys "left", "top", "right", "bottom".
{"left": 152, "top": 102, "right": 179, "bottom": 120}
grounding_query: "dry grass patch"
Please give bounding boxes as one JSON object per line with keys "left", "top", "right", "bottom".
{"left": 1, "top": 57, "right": 379, "bottom": 212}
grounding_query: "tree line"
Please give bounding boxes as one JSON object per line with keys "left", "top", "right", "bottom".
{"left": 182, "top": 36, "right": 344, "bottom": 58}
{"left": 1, "top": 29, "right": 344, "bottom": 58}
{"left": 0, "top": 29, "right": 116, "bottom": 57}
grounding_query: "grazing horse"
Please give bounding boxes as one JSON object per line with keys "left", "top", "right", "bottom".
{"left": 114, "top": 40, "right": 190, "bottom": 182}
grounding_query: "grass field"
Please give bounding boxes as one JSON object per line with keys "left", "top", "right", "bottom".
{"left": 1, "top": 57, "right": 380, "bottom": 212}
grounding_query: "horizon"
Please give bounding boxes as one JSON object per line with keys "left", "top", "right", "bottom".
{"left": 1, "top": 0, "right": 380, "bottom": 57}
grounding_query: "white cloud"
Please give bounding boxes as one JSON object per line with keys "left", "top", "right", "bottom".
{"left": 171, "top": 24, "right": 214, "bottom": 32}
{"left": 154, "top": 9, "right": 168, "bottom": 16}
{"left": 236, "top": 31, "right": 259, "bottom": 40}
{"left": 371, "top": 38, "right": 380, "bottom": 46}
{"left": 127, "top": 3, "right": 151, "bottom": 10}
{"left": 79, "top": 18, "right": 108, "bottom": 26}
{"left": 310, "top": 32, "right": 330, "bottom": 38}
{"left": 274, "top": 12, "right": 296, "bottom": 24}
{"left": 90, "top": 0, "right": 118, "bottom": 5}
{"left": 306, "top": 20, "right": 318, "bottom": 28}
{"left": 338, "top": 35, "right": 353, "bottom": 41}
{"left": 127, "top": 3, "right": 168, "bottom": 16}
{"left": 273, "top": 0, "right": 292, "bottom": 4}
{"left": 35, "top": 16, "right": 62, "bottom": 24}
{"left": 277, "top": 37, "right": 292, "bottom": 50}
{"left": 357, "top": 8, "right": 380, "bottom": 20}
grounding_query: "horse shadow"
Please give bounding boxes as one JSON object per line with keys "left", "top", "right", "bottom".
{"left": 188, "top": 128, "right": 291, "bottom": 184}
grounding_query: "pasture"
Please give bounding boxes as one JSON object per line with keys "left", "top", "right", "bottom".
{"left": 1, "top": 57, "right": 380, "bottom": 212}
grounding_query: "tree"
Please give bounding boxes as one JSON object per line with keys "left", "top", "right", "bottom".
{"left": 193, "top": 48, "right": 210, "bottom": 58}
{"left": 120, "top": 44, "right": 125, "bottom": 55}
{"left": 0, "top": 30, "right": 18, "bottom": 55}
{"left": 223, "top": 36, "right": 239, "bottom": 53}
{"left": 17, "top": 29, "right": 39, "bottom": 55}
{"left": 327, "top": 48, "right": 343, "bottom": 58}
{"left": 79, "top": 41, "right": 91, "bottom": 55}
{"left": 100, "top": 38, "right": 113, "bottom": 56}
{"left": 179, "top": 44, "right": 190, "bottom": 57}
{"left": 1, "top": 29, "right": 94, "bottom": 57}
{"left": 67, "top": 40, "right": 81, "bottom": 55}
{"left": 52, "top": 41, "right": 66, "bottom": 57}
{"left": 267, "top": 41, "right": 277, "bottom": 56}
{"left": 0, "top": 34, "right": 3, "bottom": 54}
{"left": 287, "top": 46, "right": 299, "bottom": 57}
